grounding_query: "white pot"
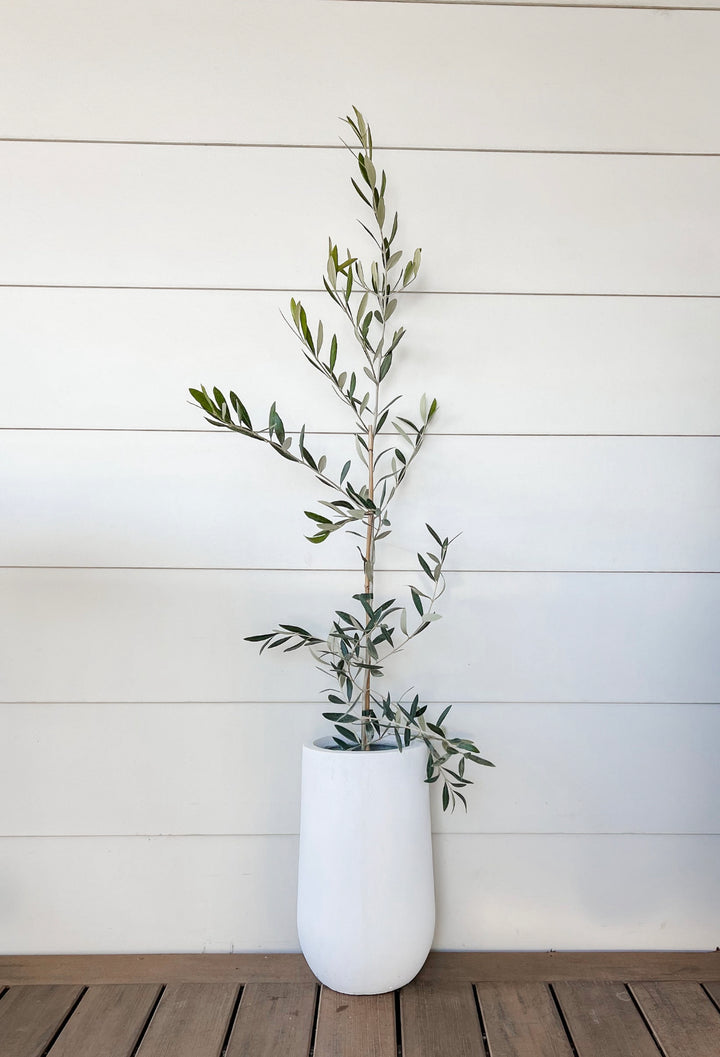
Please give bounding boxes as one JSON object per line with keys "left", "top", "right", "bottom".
{"left": 296, "top": 737, "right": 435, "bottom": 995}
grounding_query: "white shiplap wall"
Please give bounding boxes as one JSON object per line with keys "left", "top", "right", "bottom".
{"left": 1, "top": 0, "right": 718, "bottom": 953}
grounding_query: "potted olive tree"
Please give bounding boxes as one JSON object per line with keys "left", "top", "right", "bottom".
{"left": 190, "top": 109, "right": 493, "bottom": 994}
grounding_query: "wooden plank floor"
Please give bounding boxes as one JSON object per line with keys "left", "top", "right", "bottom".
{"left": 0, "top": 953, "right": 718, "bottom": 1057}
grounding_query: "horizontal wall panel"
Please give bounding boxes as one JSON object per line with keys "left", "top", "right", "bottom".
{"left": 0, "top": 702, "right": 717, "bottom": 837}
{"left": 3, "top": 145, "right": 719, "bottom": 293}
{"left": 1, "top": 3, "right": 719, "bottom": 149}
{"left": 431, "top": 833, "right": 720, "bottom": 951}
{"left": 0, "top": 836, "right": 299, "bottom": 955}
{"left": 0, "top": 834, "right": 717, "bottom": 953}
{"left": 2, "top": 569, "right": 718, "bottom": 703}
{"left": 4, "top": 431, "right": 719, "bottom": 571}
{"left": 3, "top": 288, "right": 720, "bottom": 435}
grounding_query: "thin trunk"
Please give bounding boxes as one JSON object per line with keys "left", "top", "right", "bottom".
{"left": 361, "top": 424, "right": 375, "bottom": 749}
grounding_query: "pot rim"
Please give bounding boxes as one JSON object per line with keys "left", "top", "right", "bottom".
{"left": 305, "top": 735, "right": 426, "bottom": 755}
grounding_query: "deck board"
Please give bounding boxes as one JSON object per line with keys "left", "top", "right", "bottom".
{"left": 0, "top": 985, "right": 83, "bottom": 1057}
{"left": 1, "top": 951, "right": 718, "bottom": 985}
{"left": 552, "top": 981, "right": 662, "bottom": 1057}
{"left": 313, "top": 988, "right": 396, "bottom": 1057}
{"left": 629, "top": 981, "right": 720, "bottom": 1057}
{"left": 224, "top": 982, "right": 317, "bottom": 1057}
{"left": 400, "top": 980, "right": 485, "bottom": 1057}
{"left": 133, "top": 982, "right": 238, "bottom": 1057}
{"left": 704, "top": 980, "right": 720, "bottom": 1006}
{"left": 40, "top": 983, "right": 161, "bottom": 1057}
{"left": 0, "top": 955, "right": 718, "bottom": 1057}
{"left": 476, "top": 983, "right": 575, "bottom": 1057}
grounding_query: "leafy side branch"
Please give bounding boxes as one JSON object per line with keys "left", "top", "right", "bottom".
{"left": 189, "top": 107, "right": 493, "bottom": 811}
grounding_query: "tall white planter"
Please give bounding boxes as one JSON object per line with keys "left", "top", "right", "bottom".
{"left": 297, "top": 738, "right": 435, "bottom": 995}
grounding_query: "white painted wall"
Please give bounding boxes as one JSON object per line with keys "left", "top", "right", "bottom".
{"left": 1, "top": 0, "right": 718, "bottom": 953}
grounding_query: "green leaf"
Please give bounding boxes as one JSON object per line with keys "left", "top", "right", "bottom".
{"left": 329, "top": 335, "right": 338, "bottom": 371}
{"left": 327, "top": 250, "right": 337, "bottom": 287}
{"left": 379, "top": 351, "right": 393, "bottom": 380}
{"left": 389, "top": 212, "right": 399, "bottom": 243}
{"left": 442, "top": 784, "right": 450, "bottom": 811}
{"left": 229, "top": 391, "right": 252, "bottom": 429}
{"left": 283, "top": 640, "right": 306, "bottom": 652}
{"left": 352, "top": 107, "right": 367, "bottom": 137}
{"left": 397, "top": 416, "right": 419, "bottom": 433}
{"left": 267, "top": 636, "right": 291, "bottom": 649}
{"left": 437, "top": 705, "right": 452, "bottom": 726}
{"left": 340, "top": 460, "right": 351, "bottom": 485}
{"left": 426, "top": 524, "right": 444, "bottom": 549}
{"left": 335, "top": 725, "right": 360, "bottom": 744}
{"left": 351, "top": 178, "right": 372, "bottom": 209}
{"left": 268, "top": 402, "right": 284, "bottom": 444}
{"left": 363, "top": 154, "right": 377, "bottom": 188}
{"left": 387, "top": 327, "right": 406, "bottom": 354}
{"left": 298, "top": 304, "right": 314, "bottom": 353}
{"left": 384, "top": 298, "right": 397, "bottom": 321}
{"left": 301, "top": 444, "right": 317, "bottom": 471}
{"left": 469, "top": 754, "right": 495, "bottom": 768}
{"left": 393, "top": 420, "right": 412, "bottom": 444}
{"left": 454, "top": 739, "right": 477, "bottom": 752}
{"left": 410, "top": 588, "right": 424, "bottom": 615}
{"left": 189, "top": 387, "right": 215, "bottom": 415}
{"left": 418, "top": 553, "right": 433, "bottom": 578}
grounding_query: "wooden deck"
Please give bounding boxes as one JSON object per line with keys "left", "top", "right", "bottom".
{"left": 0, "top": 953, "right": 719, "bottom": 1056}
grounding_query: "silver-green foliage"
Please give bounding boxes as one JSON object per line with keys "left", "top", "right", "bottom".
{"left": 189, "top": 108, "right": 493, "bottom": 810}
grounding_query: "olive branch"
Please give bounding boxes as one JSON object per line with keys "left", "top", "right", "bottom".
{"left": 189, "top": 107, "right": 493, "bottom": 810}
